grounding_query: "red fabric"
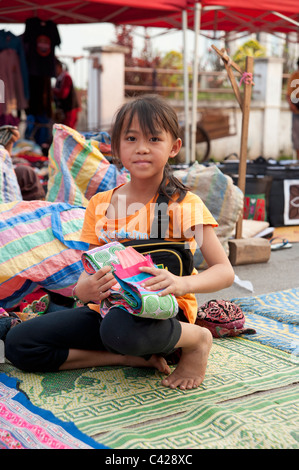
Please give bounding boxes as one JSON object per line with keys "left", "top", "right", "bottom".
{"left": 53, "top": 74, "right": 72, "bottom": 100}
{"left": 64, "top": 109, "right": 79, "bottom": 129}
{"left": 0, "top": 1, "right": 297, "bottom": 36}
{"left": 201, "top": 0, "right": 298, "bottom": 13}
{"left": 0, "top": 0, "right": 186, "bottom": 24}
{"left": 128, "top": 1, "right": 299, "bottom": 35}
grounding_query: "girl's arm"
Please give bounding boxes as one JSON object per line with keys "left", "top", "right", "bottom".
{"left": 186, "top": 224, "right": 235, "bottom": 294}
{"left": 140, "top": 224, "right": 235, "bottom": 297}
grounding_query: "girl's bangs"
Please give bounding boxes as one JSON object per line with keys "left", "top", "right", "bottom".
{"left": 125, "top": 102, "right": 166, "bottom": 136}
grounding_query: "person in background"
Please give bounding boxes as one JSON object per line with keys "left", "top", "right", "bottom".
{"left": 286, "top": 57, "right": 299, "bottom": 160}
{"left": 53, "top": 58, "right": 80, "bottom": 129}
{"left": 14, "top": 165, "right": 45, "bottom": 201}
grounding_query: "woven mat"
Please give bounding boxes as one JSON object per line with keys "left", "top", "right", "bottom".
{"left": 1, "top": 338, "right": 298, "bottom": 449}
{"left": 103, "top": 386, "right": 299, "bottom": 449}
{"left": 233, "top": 288, "right": 299, "bottom": 354}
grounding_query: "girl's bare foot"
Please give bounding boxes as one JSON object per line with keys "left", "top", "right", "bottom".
{"left": 161, "top": 327, "right": 212, "bottom": 390}
{"left": 123, "top": 354, "right": 171, "bottom": 375}
{"left": 61, "top": 349, "right": 171, "bottom": 374}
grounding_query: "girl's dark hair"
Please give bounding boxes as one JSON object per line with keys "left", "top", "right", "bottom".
{"left": 111, "top": 94, "right": 189, "bottom": 202}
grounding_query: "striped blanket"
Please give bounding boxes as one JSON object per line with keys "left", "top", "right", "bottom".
{"left": 0, "top": 200, "right": 88, "bottom": 310}
{"left": 46, "top": 124, "right": 129, "bottom": 207}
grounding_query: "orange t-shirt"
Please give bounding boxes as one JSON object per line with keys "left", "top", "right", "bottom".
{"left": 80, "top": 184, "right": 218, "bottom": 323}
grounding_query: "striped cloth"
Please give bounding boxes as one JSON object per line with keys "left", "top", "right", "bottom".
{"left": 0, "top": 147, "right": 22, "bottom": 204}
{"left": 0, "top": 200, "right": 88, "bottom": 310}
{"left": 46, "top": 124, "right": 129, "bottom": 207}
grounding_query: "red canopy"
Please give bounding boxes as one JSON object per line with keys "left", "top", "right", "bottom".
{"left": 0, "top": 0, "right": 186, "bottom": 24}
{"left": 126, "top": 1, "right": 299, "bottom": 36}
{"left": 1, "top": 1, "right": 297, "bottom": 35}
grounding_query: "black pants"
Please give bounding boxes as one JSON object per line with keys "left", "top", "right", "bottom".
{"left": 5, "top": 306, "right": 183, "bottom": 372}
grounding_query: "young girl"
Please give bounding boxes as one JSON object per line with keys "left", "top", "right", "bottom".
{"left": 5, "top": 95, "right": 234, "bottom": 390}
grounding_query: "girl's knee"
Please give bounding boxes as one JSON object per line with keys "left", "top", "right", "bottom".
{"left": 100, "top": 309, "right": 144, "bottom": 356}
{"left": 4, "top": 327, "right": 30, "bottom": 371}
{"left": 5, "top": 324, "right": 64, "bottom": 372}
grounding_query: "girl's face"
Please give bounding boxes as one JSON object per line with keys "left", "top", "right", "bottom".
{"left": 119, "top": 114, "right": 181, "bottom": 182}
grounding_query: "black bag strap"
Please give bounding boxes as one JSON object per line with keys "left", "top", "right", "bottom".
{"left": 150, "top": 193, "right": 169, "bottom": 239}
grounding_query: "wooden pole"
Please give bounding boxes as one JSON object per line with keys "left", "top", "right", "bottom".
{"left": 211, "top": 47, "right": 270, "bottom": 265}
{"left": 212, "top": 45, "right": 254, "bottom": 240}
{"left": 235, "top": 55, "right": 254, "bottom": 239}
{"left": 211, "top": 46, "right": 244, "bottom": 112}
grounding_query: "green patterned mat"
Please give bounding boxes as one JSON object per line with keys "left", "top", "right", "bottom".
{"left": 103, "top": 386, "right": 299, "bottom": 449}
{"left": 1, "top": 338, "right": 299, "bottom": 449}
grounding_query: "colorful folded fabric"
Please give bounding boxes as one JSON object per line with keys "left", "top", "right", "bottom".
{"left": 81, "top": 242, "right": 126, "bottom": 274}
{"left": 0, "top": 200, "right": 88, "bottom": 310}
{"left": 82, "top": 243, "right": 178, "bottom": 320}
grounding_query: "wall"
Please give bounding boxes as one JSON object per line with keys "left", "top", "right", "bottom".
{"left": 85, "top": 45, "right": 129, "bottom": 132}
{"left": 197, "top": 101, "right": 293, "bottom": 161}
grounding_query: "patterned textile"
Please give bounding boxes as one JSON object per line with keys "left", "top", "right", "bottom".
{"left": 0, "top": 308, "right": 21, "bottom": 340}
{"left": 81, "top": 131, "right": 112, "bottom": 157}
{"left": 173, "top": 162, "right": 243, "bottom": 267}
{"left": 0, "top": 146, "right": 22, "bottom": 204}
{"left": 82, "top": 241, "right": 126, "bottom": 274}
{"left": 243, "top": 193, "right": 267, "bottom": 221}
{"left": 233, "top": 288, "right": 299, "bottom": 324}
{"left": 18, "top": 289, "right": 50, "bottom": 317}
{"left": 0, "top": 373, "right": 106, "bottom": 449}
{"left": 0, "top": 200, "right": 88, "bottom": 310}
{"left": 2, "top": 337, "right": 298, "bottom": 449}
{"left": 82, "top": 243, "right": 178, "bottom": 319}
{"left": 46, "top": 124, "right": 128, "bottom": 207}
{"left": 232, "top": 288, "right": 299, "bottom": 354}
{"left": 196, "top": 299, "right": 256, "bottom": 338}
{"left": 0, "top": 290, "right": 51, "bottom": 341}
{"left": 240, "top": 312, "right": 298, "bottom": 354}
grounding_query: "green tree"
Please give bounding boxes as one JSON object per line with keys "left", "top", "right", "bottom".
{"left": 158, "top": 51, "right": 184, "bottom": 97}
{"left": 232, "top": 39, "right": 266, "bottom": 71}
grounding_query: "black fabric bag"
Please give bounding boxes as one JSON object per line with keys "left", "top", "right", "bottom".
{"left": 267, "top": 166, "right": 299, "bottom": 226}
{"left": 123, "top": 193, "right": 194, "bottom": 277}
{"left": 219, "top": 158, "right": 299, "bottom": 226}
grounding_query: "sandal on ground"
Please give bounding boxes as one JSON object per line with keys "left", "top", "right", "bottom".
{"left": 270, "top": 237, "right": 292, "bottom": 251}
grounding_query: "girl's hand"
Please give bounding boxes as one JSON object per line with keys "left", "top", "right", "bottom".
{"left": 75, "top": 266, "right": 117, "bottom": 304}
{"left": 139, "top": 266, "right": 186, "bottom": 297}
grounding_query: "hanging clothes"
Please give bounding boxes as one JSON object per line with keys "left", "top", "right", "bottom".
{"left": 0, "top": 49, "right": 28, "bottom": 116}
{"left": 0, "top": 30, "right": 29, "bottom": 124}
{"left": 0, "top": 29, "right": 29, "bottom": 99}
{"left": 22, "top": 17, "right": 61, "bottom": 144}
{"left": 23, "top": 17, "right": 61, "bottom": 78}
